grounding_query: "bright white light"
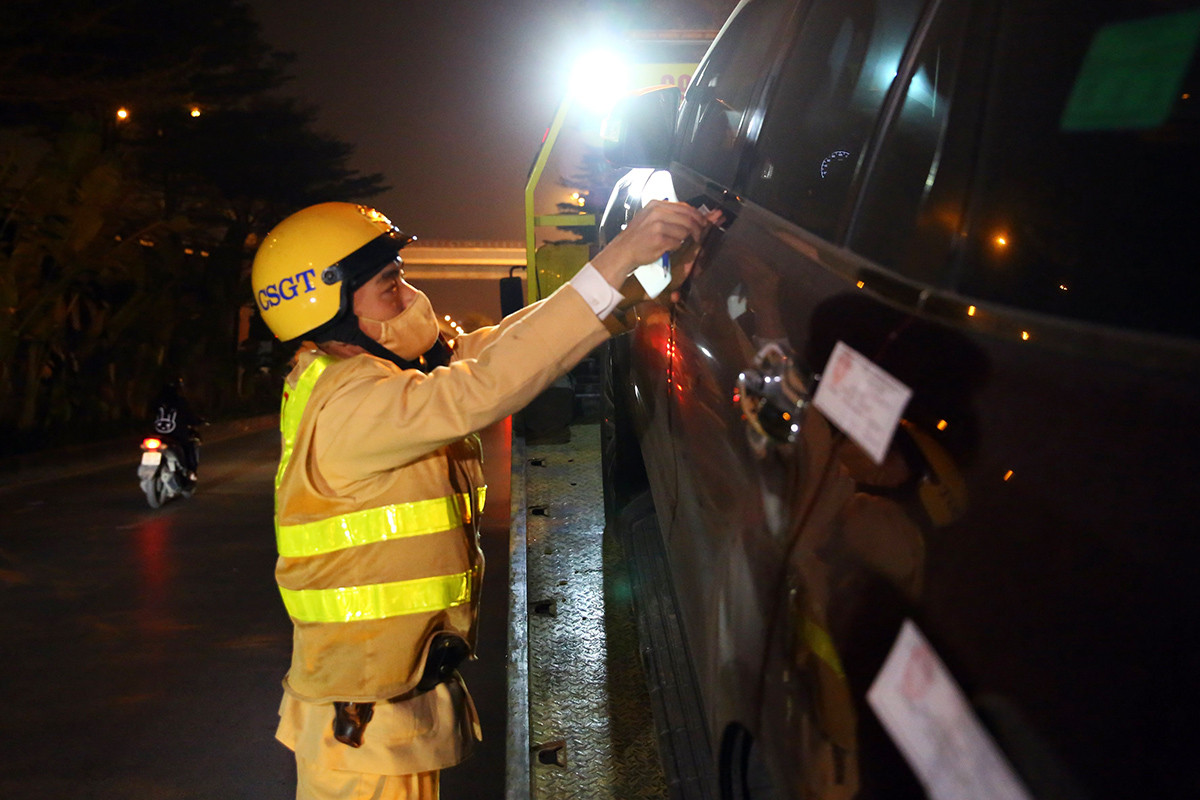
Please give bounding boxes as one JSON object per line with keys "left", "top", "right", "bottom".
{"left": 643, "top": 170, "right": 677, "bottom": 202}
{"left": 569, "top": 49, "right": 631, "bottom": 114}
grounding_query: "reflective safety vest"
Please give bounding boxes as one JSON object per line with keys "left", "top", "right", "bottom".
{"left": 274, "top": 354, "right": 485, "bottom": 701}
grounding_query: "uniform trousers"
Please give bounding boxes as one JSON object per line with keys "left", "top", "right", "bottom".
{"left": 295, "top": 757, "right": 438, "bottom": 800}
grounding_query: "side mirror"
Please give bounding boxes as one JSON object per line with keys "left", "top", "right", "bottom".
{"left": 602, "top": 85, "right": 681, "bottom": 169}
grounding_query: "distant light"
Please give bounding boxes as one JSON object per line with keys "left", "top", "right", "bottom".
{"left": 856, "top": 280, "right": 865, "bottom": 289}
{"left": 116, "top": 107, "right": 129, "bottom": 121}
{"left": 1059, "top": 284, "right": 1069, "bottom": 291}
{"left": 1003, "top": 469, "right": 1014, "bottom": 482}
{"left": 967, "top": 305, "right": 977, "bottom": 317}
{"left": 936, "top": 419, "right": 948, "bottom": 431}
{"left": 993, "top": 234, "right": 1008, "bottom": 248}
{"left": 1184, "top": 93, "right": 1192, "bottom": 100}
{"left": 1021, "top": 330, "right": 1030, "bottom": 341}
{"left": 190, "top": 106, "right": 201, "bottom": 118}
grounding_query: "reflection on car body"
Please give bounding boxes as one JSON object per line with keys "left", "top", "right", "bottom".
{"left": 599, "top": 0, "right": 1200, "bottom": 797}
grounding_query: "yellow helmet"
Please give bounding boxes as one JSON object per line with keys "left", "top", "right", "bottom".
{"left": 251, "top": 202, "right": 415, "bottom": 341}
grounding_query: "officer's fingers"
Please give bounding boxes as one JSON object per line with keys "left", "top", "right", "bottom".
{"left": 627, "top": 227, "right": 691, "bottom": 264}
{"left": 636, "top": 207, "right": 705, "bottom": 248}
{"left": 608, "top": 202, "right": 708, "bottom": 270}
{"left": 663, "top": 207, "right": 711, "bottom": 245}
{"left": 643, "top": 217, "right": 696, "bottom": 247}
{"left": 633, "top": 199, "right": 706, "bottom": 236}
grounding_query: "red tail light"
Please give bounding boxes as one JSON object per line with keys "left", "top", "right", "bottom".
{"left": 141, "top": 437, "right": 163, "bottom": 450}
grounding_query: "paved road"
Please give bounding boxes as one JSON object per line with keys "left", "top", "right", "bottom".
{"left": 0, "top": 421, "right": 513, "bottom": 799}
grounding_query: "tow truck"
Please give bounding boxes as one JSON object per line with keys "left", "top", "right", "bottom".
{"left": 507, "top": 30, "right": 716, "bottom": 800}
{"left": 521, "top": 30, "right": 713, "bottom": 309}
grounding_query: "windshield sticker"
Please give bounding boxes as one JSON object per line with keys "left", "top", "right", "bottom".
{"left": 868, "top": 620, "right": 1034, "bottom": 800}
{"left": 1061, "top": 9, "right": 1200, "bottom": 131}
{"left": 812, "top": 341, "right": 912, "bottom": 465}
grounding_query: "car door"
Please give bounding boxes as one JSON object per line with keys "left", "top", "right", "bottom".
{"left": 664, "top": 0, "right": 940, "bottom": 794}
{"left": 835, "top": 0, "right": 1200, "bottom": 797}
{"left": 678, "top": 0, "right": 1200, "bottom": 795}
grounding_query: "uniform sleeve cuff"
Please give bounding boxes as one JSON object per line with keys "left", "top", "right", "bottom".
{"left": 569, "top": 262, "right": 624, "bottom": 319}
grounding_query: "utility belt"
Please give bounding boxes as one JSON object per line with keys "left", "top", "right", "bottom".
{"left": 332, "top": 632, "right": 471, "bottom": 748}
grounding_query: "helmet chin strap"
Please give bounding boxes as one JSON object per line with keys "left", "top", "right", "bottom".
{"left": 323, "top": 313, "right": 450, "bottom": 373}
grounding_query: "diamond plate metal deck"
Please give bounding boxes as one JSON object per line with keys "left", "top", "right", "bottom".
{"left": 522, "top": 424, "right": 668, "bottom": 800}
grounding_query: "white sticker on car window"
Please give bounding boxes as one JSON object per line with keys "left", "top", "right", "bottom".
{"left": 867, "top": 620, "right": 1034, "bottom": 800}
{"left": 812, "top": 341, "right": 912, "bottom": 464}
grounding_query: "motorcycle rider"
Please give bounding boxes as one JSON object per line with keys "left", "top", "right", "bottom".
{"left": 151, "top": 378, "right": 203, "bottom": 480}
{"left": 251, "top": 199, "right": 715, "bottom": 799}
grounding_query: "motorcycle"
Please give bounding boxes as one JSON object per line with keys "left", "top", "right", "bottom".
{"left": 137, "top": 434, "right": 197, "bottom": 508}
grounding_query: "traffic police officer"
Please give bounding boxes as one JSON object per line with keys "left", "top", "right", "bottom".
{"left": 251, "top": 199, "right": 713, "bottom": 799}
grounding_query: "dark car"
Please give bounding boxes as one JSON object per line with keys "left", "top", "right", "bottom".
{"left": 598, "top": 0, "right": 1200, "bottom": 798}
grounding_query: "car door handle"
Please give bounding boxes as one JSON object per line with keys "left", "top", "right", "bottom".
{"left": 737, "top": 342, "right": 810, "bottom": 446}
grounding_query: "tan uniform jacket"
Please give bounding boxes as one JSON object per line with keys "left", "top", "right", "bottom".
{"left": 275, "top": 283, "right": 608, "bottom": 774}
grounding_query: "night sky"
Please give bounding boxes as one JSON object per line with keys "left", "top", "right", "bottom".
{"left": 250, "top": 0, "right": 627, "bottom": 242}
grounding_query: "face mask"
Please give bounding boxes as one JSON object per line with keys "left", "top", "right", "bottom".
{"left": 359, "top": 289, "right": 440, "bottom": 361}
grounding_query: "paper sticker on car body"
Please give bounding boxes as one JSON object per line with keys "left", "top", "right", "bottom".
{"left": 867, "top": 620, "right": 1034, "bottom": 800}
{"left": 812, "top": 341, "right": 912, "bottom": 464}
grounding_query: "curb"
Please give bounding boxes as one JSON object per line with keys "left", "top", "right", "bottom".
{"left": 505, "top": 432, "right": 531, "bottom": 800}
{"left": 0, "top": 414, "right": 279, "bottom": 491}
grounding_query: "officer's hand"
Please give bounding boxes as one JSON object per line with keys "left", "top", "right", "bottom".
{"left": 590, "top": 200, "right": 715, "bottom": 289}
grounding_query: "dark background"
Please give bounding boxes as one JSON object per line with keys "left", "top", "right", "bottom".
{"left": 250, "top": 0, "right": 733, "bottom": 241}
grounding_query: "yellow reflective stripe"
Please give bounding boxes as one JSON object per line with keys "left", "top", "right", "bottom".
{"left": 277, "top": 486, "right": 488, "bottom": 557}
{"left": 276, "top": 355, "right": 334, "bottom": 491}
{"left": 803, "top": 617, "right": 845, "bottom": 678}
{"left": 279, "top": 571, "right": 472, "bottom": 623}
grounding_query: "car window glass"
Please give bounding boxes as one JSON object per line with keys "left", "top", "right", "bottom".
{"left": 957, "top": 0, "right": 1200, "bottom": 339}
{"left": 745, "top": 0, "right": 927, "bottom": 240}
{"left": 675, "top": 0, "right": 793, "bottom": 188}
{"left": 849, "top": 0, "right": 973, "bottom": 284}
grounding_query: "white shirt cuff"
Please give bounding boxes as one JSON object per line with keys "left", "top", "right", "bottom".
{"left": 569, "top": 262, "right": 624, "bottom": 319}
